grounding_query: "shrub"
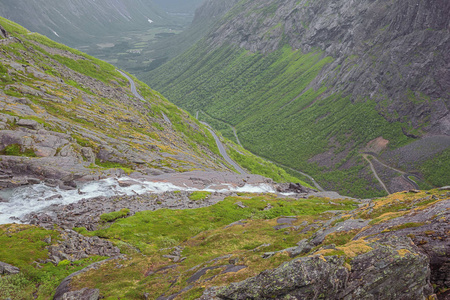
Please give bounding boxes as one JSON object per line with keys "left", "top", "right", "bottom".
{"left": 100, "top": 209, "right": 130, "bottom": 222}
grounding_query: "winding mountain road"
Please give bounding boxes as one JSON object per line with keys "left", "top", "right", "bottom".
{"left": 194, "top": 110, "right": 325, "bottom": 188}
{"left": 200, "top": 121, "right": 247, "bottom": 175}
{"left": 362, "top": 154, "right": 390, "bottom": 194}
{"left": 118, "top": 70, "right": 172, "bottom": 125}
{"left": 117, "top": 70, "right": 145, "bottom": 102}
{"left": 118, "top": 70, "right": 244, "bottom": 174}
{"left": 275, "top": 163, "right": 325, "bottom": 192}
{"left": 363, "top": 153, "right": 419, "bottom": 190}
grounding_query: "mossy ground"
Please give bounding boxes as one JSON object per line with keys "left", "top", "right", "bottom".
{"left": 0, "top": 225, "right": 106, "bottom": 300}
{"left": 69, "top": 194, "right": 355, "bottom": 299}
{"left": 147, "top": 36, "right": 445, "bottom": 197}
{"left": 1, "top": 189, "right": 447, "bottom": 299}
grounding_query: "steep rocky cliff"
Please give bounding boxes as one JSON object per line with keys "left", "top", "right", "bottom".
{"left": 207, "top": 0, "right": 450, "bottom": 134}
{"left": 147, "top": 0, "right": 450, "bottom": 197}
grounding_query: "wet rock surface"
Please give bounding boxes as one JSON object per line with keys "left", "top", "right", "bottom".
{"left": 16, "top": 171, "right": 322, "bottom": 229}
{"left": 44, "top": 229, "right": 120, "bottom": 264}
{"left": 217, "top": 236, "right": 433, "bottom": 300}
{"left": 0, "top": 261, "right": 20, "bottom": 275}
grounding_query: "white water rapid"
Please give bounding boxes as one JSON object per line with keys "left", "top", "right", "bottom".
{"left": 0, "top": 177, "right": 277, "bottom": 224}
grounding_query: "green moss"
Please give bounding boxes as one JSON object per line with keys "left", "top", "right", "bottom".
{"left": 1, "top": 144, "right": 37, "bottom": 157}
{"left": 93, "top": 159, "right": 134, "bottom": 174}
{"left": 188, "top": 191, "right": 212, "bottom": 201}
{"left": 90, "top": 195, "right": 355, "bottom": 254}
{"left": 0, "top": 225, "right": 107, "bottom": 299}
{"left": 100, "top": 209, "right": 131, "bottom": 222}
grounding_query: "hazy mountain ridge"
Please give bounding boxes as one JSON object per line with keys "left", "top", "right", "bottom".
{"left": 0, "top": 15, "right": 448, "bottom": 300}
{"left": 0, "top": 0, "right": 169, "bottom": 47}
{"left": 145, "top": 0, "right": 241, "bottom": 71}
{"left": 147, "top": 0, "right": 450, "bottom": 197}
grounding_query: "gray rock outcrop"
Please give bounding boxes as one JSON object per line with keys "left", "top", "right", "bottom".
{"left": 218, "top": 236, "right": 433, "bottom": 300}
{"left": 61, "top": 288, "right": 99, "bottom": 300}
{"left": 45, "top": 229, "right": 120, "bottom": 264}
{"left": 0, "top": 261, "right": 20, "bottom": 275}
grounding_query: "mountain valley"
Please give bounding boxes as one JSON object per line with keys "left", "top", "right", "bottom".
{"left": 0, "top": 0, "right": 448, "bottom": 299}
{"left": 147, "top": 0, "right": 450, "bottom": 198}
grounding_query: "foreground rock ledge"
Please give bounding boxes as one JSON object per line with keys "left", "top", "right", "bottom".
{"left": 216, "top": 236, "right": 435, "bottom": 300}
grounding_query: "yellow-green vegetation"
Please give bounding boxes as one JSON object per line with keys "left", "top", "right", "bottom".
{"left": 188, "top": 191, "right": 212, "bottom": 201}
{"left": 2, "top": 189, "right": 447, "bottom": 299}
{"left": 67, "top": 195, "right": 355, "bottom": 298}
{"left": 0, "top": 17, "right": 233, "bottom": 175}
{"left": 0, "top": 144, "right": 36, "bottom": 157}
{"left": 0, "top": 224, "right": 106, "bottom": 299}
{"left": 147, "top": 31, "right": 440, "bottom": 197}
{"left": 100, "top": 209, "right": 131, "bottom": 223}
{"left": 90, "top": 160, "right": 134, "bottom": 175}
{"left": 358, "top": 189, "right": 441, "bottom": 220}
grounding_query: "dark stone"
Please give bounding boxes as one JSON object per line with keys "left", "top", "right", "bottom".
{"left": 61, "top": 288, "right": 99, "bottom": 300}
{"left": 27, "top": 177, "right": 41, "bottom": 184}
{"left": 217, "top": 236, "right": 433, "bottom": 300}
{"left": 276, "top": 183, "right": 311, "bottom": 194}
{"left": 276, "top": 217, "right": 297, "bottom": 224}
{"left": 222, "top": 265, "right": 247, "bottom": 274}
{"left": 16, "top": 119, "right": 43, "bottom": 130}
{"left": 187, "top": 266, "right": 222, "bottom": 283}
{"left": 117, "top": 180, "right": 139, "bottom": 187}
{"left": 0, "top": 261, "right": 20, "bottom": 275}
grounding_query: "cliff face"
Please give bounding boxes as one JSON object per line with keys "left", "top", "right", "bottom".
{"left": 209, "top": 0, "right": 450, "bottom": 135}
{"left": 147, "top": 0, "right": 450, "bottom": 197}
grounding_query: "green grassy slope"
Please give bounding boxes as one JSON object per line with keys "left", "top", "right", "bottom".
{"left": 147, "top": 42, "right": 417, "bottom": 197}
{"left": 0, "top": 17, "right": 306, "bottom": 183}
{"left": 145, "top": 0, "right": 450, "bottom": 197}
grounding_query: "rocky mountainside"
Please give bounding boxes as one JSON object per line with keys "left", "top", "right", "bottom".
{"left": 0, "top": 16, "right": 238, "bottom": 192}
{"left": 0, "top": 0, "right": 169, "bottom": 47}
{"left": 0, "top": 15, "right": 449, "bottom": 300}
{"left": 147, "top": 0, "right": 450, "bottom": 198}
{"left": 146, "top": 0, "right": 241, "bottom": 71}
{"left": 2, "top": 183, "right": 449, "bottom": 299}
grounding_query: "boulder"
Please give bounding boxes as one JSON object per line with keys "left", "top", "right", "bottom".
{"left": 217, "top": 236, "right": 433, "bottom": 300}
{"left": 276, "top": 182, "right": 311, "bottom": 194}
{"left": 81, "top": 147, "right": 96, "bottom": 164}
{"left": 16, "top": 119, "right": 43, "bottom": 131}
{"left": 0, "top": 25, "right": 8, "bottom": 38}
{"left": 0, "top": 261, "right": 20, "bottom": 275}
{"left": 61, "top": 288, "right": 99, "bottom": 300}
